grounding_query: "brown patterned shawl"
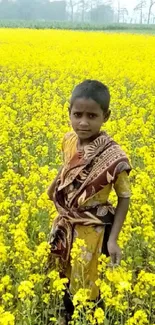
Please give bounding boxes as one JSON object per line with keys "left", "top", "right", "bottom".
{"left": 48, "top": 131, "right": 131, "bottom": 265}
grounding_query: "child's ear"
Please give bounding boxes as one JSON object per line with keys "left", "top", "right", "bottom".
{"left": 103, "top": 110, "right": 111, "bottom": 123}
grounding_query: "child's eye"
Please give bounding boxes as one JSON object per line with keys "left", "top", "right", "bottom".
{"left": 88, "top": 114, "right": 97, "bottom": 119}
{"left": 74, "top": 112, "right": 82, "bottom": 118}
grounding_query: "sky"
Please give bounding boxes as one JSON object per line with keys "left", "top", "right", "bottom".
{"left": 113, "top": 0, "right": 137, "bottom": 11}
{"left": 113, "top": 0, "right": 154, "bottom": 14}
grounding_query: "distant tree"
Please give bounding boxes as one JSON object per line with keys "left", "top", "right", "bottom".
{"left": 66, "top": 0, "right": 81, "bottom": 21}
{"left": 120, "top": 7, "right": 128, "bottom": 23}
{"left": 77, "top": 0, "right": 90, "bottom": 21}
{"left": 147, "top": 0, "right": 155, "bottom": 24}
{"left": 66, "top": 0, "right": 92, "bottom": 21}
{"left": 116, "top": 1, "right": 128, "bottom": 23}
{"left": 86, "top": 0, "right": 114, "bottom": 22}
{"left": 90, "top": 2, "right": 114, "bottom": 23}
{"left": 68, "top": 0, "right": 114, "bottom": 22}
{"left": 117, "top": 0, "right": 120, "bottom": 23}
{"left": 134, "top": 0, "right": 146, "bottom": 24}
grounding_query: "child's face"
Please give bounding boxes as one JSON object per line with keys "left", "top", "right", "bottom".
{"left": 70, "top": 98, "right": 109, "bottom": 141}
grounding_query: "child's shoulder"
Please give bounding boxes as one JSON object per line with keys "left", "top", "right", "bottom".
{"left": 103, "top": 131, "right": 121, "bottom": 148}
{"left": 62, "top": 132, "right": 77, "bottom": 151}
{"left": 63, "top": 131, "right": 76, "bottom": 141}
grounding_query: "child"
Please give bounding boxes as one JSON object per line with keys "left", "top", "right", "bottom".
{"left": 47, "top": 80, "right": 131, "bottom": 324}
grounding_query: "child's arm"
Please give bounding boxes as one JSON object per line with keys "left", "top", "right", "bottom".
{"left": 107, "top": 171, "right": 131, "bottom": 264}
{"left": 47, "top": 167, "right": 63, "bottom": 201}
{"left": 107, "top": 197, "right": 130, "bottom": 264}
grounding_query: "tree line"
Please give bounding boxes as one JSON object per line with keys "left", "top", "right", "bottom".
{"left": 0, "top": 0, "right": 154, "bottom": 24}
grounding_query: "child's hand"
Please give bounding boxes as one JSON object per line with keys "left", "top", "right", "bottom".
{"left": 107, "top": 239, "right": 121, "bottom": 266}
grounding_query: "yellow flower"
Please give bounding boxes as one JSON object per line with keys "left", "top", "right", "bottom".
{"left": 38, "top": 232, "right": 46, "bottom": 241}
{"left": 0, "top": 311, "right": 15, "bottom": 325}
{"left": 133, "top": 270, "right": 155, "bottom": 298}
{"left": 2, "top": 293, "right": 13, "bottom": 304}
{"left": 96, "top": 279, "right": 112, "bottom": 301}
{"left": 0, "top": 244, "right": 8, "bottom": 263}
{"left": 42, "top": 293, "right": 50, "bottom": 304}
{"left": 1, "top": 276, "right": 12, "bottom": 289}
{"left": 18, "top": 280, "right": 35, "bottom": 300}
{"left": 70, "top": 238, "right": 87, "bottom": 266}
{"left": 28, "top": 273, "right": 45, "bottom": 284}
{"left": 48, "top": 270, "right": 68, "bottom": 296}
{"left": 50, "top": 317, "right": 57, "bottom": 323}
{"left": 34, "top": 241, "right": 50, "bottom": 266}
{"left": 72, "top": 288, "right": 91, "bottom": 307}
{"left": 125, "top": 310, "right": 149, "bottom": 325}
{"left": 94, "top": 307, "right": 105, "bottom": 324}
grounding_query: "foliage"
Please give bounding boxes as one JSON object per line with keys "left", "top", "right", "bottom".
{"left": 0, "top": 20, "right": 155, "bottom": 32}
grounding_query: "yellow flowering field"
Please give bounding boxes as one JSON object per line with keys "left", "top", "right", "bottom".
{"left": 0, "top": 29, "right": 155, "bottom": 325}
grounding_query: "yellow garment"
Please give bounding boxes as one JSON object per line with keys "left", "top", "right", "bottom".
{"left": 62, "top": 132, "right": 131, "bottom": 299}
{"left": 66, "top": 225, "right": 104, "bottom": 299}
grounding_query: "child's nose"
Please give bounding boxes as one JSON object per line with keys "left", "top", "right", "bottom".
{"left": 79, "top": 118, "right": 89, "bottom": 127}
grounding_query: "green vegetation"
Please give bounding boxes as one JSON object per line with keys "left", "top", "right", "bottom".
{"left": 0, "top": 20, "right": 155, "bottom": 33}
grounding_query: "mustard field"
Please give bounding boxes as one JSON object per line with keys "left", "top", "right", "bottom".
{"left": 0, "top": 29, "right": 155, "bottom": 325}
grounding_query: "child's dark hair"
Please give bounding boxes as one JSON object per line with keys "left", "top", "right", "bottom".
{"left": 70, "top": 79, "right": 110, "bottom": 113}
